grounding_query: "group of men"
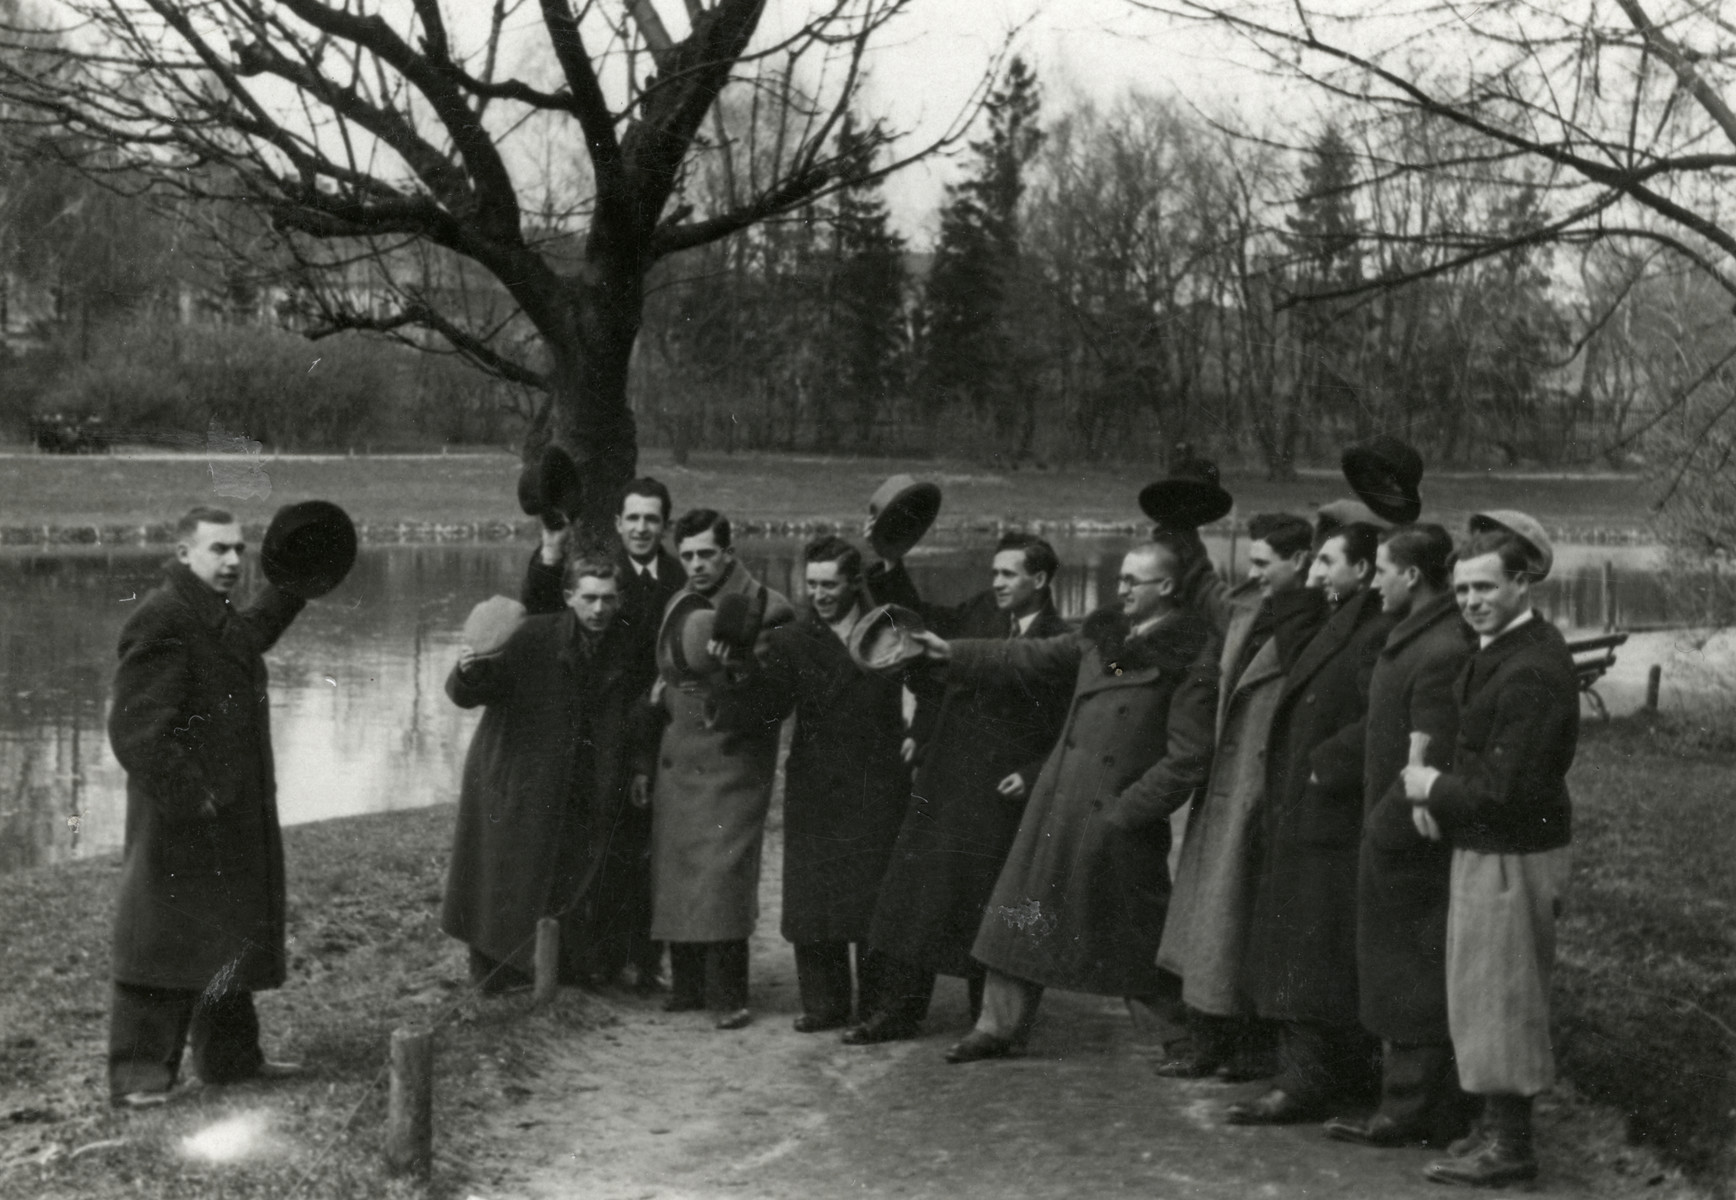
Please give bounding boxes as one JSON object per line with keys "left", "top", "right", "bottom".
{"left": 102, "top": 441, "right": 1577, "bottom": 1191}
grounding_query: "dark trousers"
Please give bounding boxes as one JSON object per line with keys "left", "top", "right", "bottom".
{"left": 1274, "top": 1019, "right": 1380, "bottom": 1103}
{"left": 668, "top": 940, "right": 749, "bottom": 1012}
{"left": 108, "top": 981, "right": 264, "bottom": 1099}
{"left": 1189, "top": 1009, "right": 1276, "bottom": 1066}
{"left": 1380, "top": 1041, "right": 1474, "bottom": 1138}
{"left": 861, "top": 955, "right": 985, "bottom": 1029}
{"left": 793, "top": 942, "right": 893, "bottom": 1023}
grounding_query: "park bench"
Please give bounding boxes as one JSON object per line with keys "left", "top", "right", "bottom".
{"left": 1567, "top": 632, "right": 1628, "bottom": 721}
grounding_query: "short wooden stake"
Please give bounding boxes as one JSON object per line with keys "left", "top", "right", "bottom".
{"left": 1645, "top": 664, "right": 1662, "bottom": 714}
{"left": 1601, "top": 560, "right": 1616, "bottom": 631}
{"left": 384, "top": 1026, "right": 433, "bottom": 1178}
{"left": 534, "top": 917, "right": 560, "bottom": 1005}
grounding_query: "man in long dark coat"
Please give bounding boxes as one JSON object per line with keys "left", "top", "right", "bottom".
{"left": 1325, "top": 523, "right": 1475, "bottom": 1147}
{"left": 444, "top": 554, "right": 653, "bottom": 992}
{"left": 1230, "top": 520, "right": 1396, "bottom": 1123}
{"left": 106, "top": 507, "right": 306, "bottom": 1106}
{"left": 844, "top": 533, "right": 1071, "bottom": 1044}
{"left": 718, "top": 536, "right": 908, "bottom": 1031}
{"left": 521, "top": 477, "right": 685, "bottom": 989}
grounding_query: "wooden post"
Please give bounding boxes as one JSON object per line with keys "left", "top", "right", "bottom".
{"left": 1601, "top": 560, "right": 1615, "bottom": 631}
{"left": 1645, "top": 664, "right": 1662, "bottom": 714}
{"left": 384, "top": 1026, "right": 433, "bottom": 1178}
{"left": 534, "top": 916, "right": 560, "bottom": 1005}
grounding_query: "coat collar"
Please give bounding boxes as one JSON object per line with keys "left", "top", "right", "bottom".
{"left": 1469, "top": 607, "right": 1560, "bottom": 671}
{"left": 1381, "top": 591, "right": 1464, "bottom": 657}
{"left": 167, "top": 560, "right": 232, "bottom": 628}
{"left": 1082, "top": 605, "right": 1212, "bottom": 676}
{"left": 1284, "top": 586, "right": 1384, "bottom": 695}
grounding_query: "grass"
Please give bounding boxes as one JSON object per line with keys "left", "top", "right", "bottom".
{"left": 0, "top": 446, "right": 1665, "bottom": 540}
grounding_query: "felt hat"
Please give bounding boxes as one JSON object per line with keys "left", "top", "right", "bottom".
{"left": 1342, "top": 435, "right": 1424, "bottom": 524}
{"left": 867, "top": 475, "right": 943, "bottom": 560}
{"left": 712, "top": 587, "right": 767, "bottom": 654}
{"left": 1138, "top": 455, "right": 1233, "bottom": 531}
{"left": 261, "top": 500, "right": 357, "bottom": 599}
{"left": 461, "top": 595, "right": 526, "bottom": 658}
{"left": 656, "top": 591, "right": 718, "bottom": 687}
{"left": 516, "top": 444, "right": 585, "bottom": 529}
{"left": 847, "top": 604, "right": 929, "bottom": 674}
{"left": 1468, "top": 510, "right": 1554, "bottom": 580}
{"left": 1315, "top": 498, "right": 1390, "bottom": 540}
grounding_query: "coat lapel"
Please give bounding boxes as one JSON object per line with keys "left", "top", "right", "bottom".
{"left": 1283, "top": 588, "right": 1375, "bottom": 701}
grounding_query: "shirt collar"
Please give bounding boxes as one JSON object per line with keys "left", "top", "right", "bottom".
{"left": 1479, "top": 607, "right": 1534, "bottom": 649}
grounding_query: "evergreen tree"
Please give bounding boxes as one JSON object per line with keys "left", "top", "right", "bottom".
{"left": 1285, "top": 126, "right": 1367, "bottom": 461}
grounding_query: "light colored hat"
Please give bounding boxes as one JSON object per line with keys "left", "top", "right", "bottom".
{"left": 656, "top": 591, "right": 717, "bottom": 687}
{"left": 462, "top": 595, "right": 526, "bottom": 658}
{"left": 847, "top": 604, "right": 929, "bottom": 674}
{"left": 1468, "top": 510, "right": 1554, "bottom": 580}
{"left": 867, "top": 475, "right": 943, "bottom": 559}
{"left": 1315, "top": 497, "right": 1390, "bottom": 538}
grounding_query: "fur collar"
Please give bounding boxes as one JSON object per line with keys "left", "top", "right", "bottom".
{"left": 1082, "top": 605, "right": 1211, "bottom": 674}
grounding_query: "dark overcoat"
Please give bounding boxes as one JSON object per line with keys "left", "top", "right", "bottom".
{"left": 960, "top": 608, "right": 1220, "bottom": 997}
{"left": 442, "top": 610, "right": 650, "bottom": 973}
{"left": 108, "top": 563, "right": 304, "bottom": 992}
{"left": 1357, "top": 592, "right": 1474, "bottom": 1041}
{"left": 865, "top": 564, "right": 1071, "bottom": 978}
{"left": 719, "top": 608, "right": 909, "bottom": 944}
{"left": 1244, "top": 586, "right": 1396, "bottom": 1026}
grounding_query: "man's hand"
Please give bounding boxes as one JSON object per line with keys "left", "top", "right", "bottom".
{"left": 996, "top": 772, "right": 1028, "bottom": 799}
{"left": 1412, "top": 807, "right": 1443, "bottom": 841}
{"left": 910, "top": 630, "right": 951, "bottom": 662}
{"left": 900, "top": 737, "right": 916, "bottom": 764}
{"left": 1401, "top": 764, "right": 1440, "bottom": 802}
{"left": 630, "top": 775, "right": 650, "bottom": 809}
{"left": 539, "top": 523, "right": 570, "bottom": 567}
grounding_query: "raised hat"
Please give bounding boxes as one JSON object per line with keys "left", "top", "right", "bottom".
{"left": 656, "top": 591, "right": 718, "bottom": 687}
{"left": 847, "top": 604, "right": 929, "bottom": 674}
{"left": 1315, "top": 498, "right": 1390, "bottom": 540}
{"left": 712, "top": 587, "right": 767, "bottom": 654}
{"left": 261, "top": 500, "right": 357, "bottom": 599}
{"left": 1342, "top": 436, "right": 1424, "bottom": 524}
{"left": 1468, "top": 510, "right": 1554, "bottom": 581}
{"left": 867, "top": 475, "right": 943, "bottom": 560}
{"left": 1138, "top": 454, "right": 1233, "bottom": 531}
{"left": 461, "top": 595, "right": 526, "bottom": 659}
{"left": 516, "top": 444, "right": 585, "bottom": 530}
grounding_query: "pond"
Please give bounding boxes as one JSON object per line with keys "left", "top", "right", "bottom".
{"left": 0, "top": 534, "right": 1694, "bottom": 876}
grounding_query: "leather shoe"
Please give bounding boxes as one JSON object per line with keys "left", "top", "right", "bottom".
{"left": 254, "top": 1060, "right": 305, "bottom": 1081}
{"left": 793, "top": 1013, "right": 849, "bottom": 1034}
{"left": 112, "top": 1091, "right": 171, "bottom": 1110}
{"left": 1152, "top": 1050, "right": 1223, "bottom": 1079}
{"left": 841, "top": 1014, "right": 920, "bottom": 1045}
{"left": 1424, "top": 1134, "right": 1537, "bottom": 1187}
{"left": 714, "top": 1008, "right": 753, "bottom": 1031}
{"left": 944, "top": 1031, "right": 1015, "bottom": 1064}
{"left": 1224, "top": 1088, "right": 1328, "bottom": 1125}
{"left": 1324, "top": 1113, "right": 1430, "bottom": 1147}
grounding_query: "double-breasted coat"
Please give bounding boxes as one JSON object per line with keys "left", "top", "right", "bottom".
{"left": 958, "top": 608, "right": 1220, "bottom": 997}
{"left": 1357, "top": 592, "right": 1474, "bottom": 1042}
{"left": 865, "top": 564, "right": 1072, "bottom": 978}
{"left": 643, "top": 562, "right": 795, "bottom": 944}
{"left": 442, "top": 610, "right": 651, "bottom": 974}
{"left": 719, "top": 608, "right": 910, "bottom": 944}
{"left": 108, "top": 562, "right": 305, "bottom": 993}
{"left": 1244, "top": 586, "right": 1396, "bottom": 1027}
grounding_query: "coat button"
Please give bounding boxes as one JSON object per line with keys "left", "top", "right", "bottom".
{"left": 661, "top": 756, "right": 673, "bottom": 769}
{"left": 1117, "top": 705, "right": 1129, "bottom": 716}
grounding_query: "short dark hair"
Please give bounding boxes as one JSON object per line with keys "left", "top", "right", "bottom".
{"left": 1246, "top": 512, "right": 1312, "bottom": 560}
{"left": 803, "top": 534, "right": 863, "bottom": 583}
{"left": 176, "top": 506, "right": 236, "bottom": 540}
{"left": 620, "top": 477, "right": 673, "bottom": 522}
{"left": 672, "top": 508, "right": 731, "bottom": 549}
{"left": 1323, "top": 521, "right": 1381, "bottom": 572}
{"left": 563, "top": 554, "right": 619, "bottom": 592}
{"left": 995, "top": 532, "right": 1059, "bottom": 584}
{"left": 1381, "top": 523, "right": 1454, "bottom": 590}
{"left": 1455, "top": 531, "right": 1540, "bottom": 583}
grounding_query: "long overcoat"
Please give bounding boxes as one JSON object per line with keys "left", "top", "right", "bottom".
{"left": 1244, "top": 586, "right": 1396, "bottom": 1026}
{"left": 108, "top": 562, "right": 304, "bottom": 993}
{"left": 442, "top": 610, "right": 650, "bottom": 974}
{"left": 960, "top": 608, "right": 1220, "bottom": 997}
{"left": 719, "top": 608, "right": 909, "bottom": 944}
{"left": 644, "top": 562, "right": 795, "bottom": 943}
{"left": 1157, "top": 581, "right": 1287, "bottom": 1017}
{"left": 865, "top": 564, "right": 1071, "bottom": 978}
{"left": 1357, "top": 592, "right": 1473, "bottom": 1041}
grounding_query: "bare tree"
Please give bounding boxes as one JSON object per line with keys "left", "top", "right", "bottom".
{"left": 0, "top": 0, "right": 980, "bottom": 530}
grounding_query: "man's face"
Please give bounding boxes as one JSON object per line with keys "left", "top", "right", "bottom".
{"left": 616, "top": 494, "right": 665, "bottom": 562}
{"left": 991, "top": 549, "right": 1046, "bottom": 616}
{"left": 805, "top": 559, "right": 860, "bottom": 624}
{"left": 1308, "top": 535, "right": 1369, "bottom": 603}
{"left": 178, "top": 521, "right": 245, "bottom": 594}
{"left": 1246, "top": 538, "right": 1307, "bottom": 600}
{"left": 566, "top": 573, "right": 622, "bottom": 634}
{"left": 1117, "top": 549, "right": 1175, "bottom": 624}
{"left": 1454, "top": 552, "right": 1530, "bottom": 638}
{"left": 678, "top": 528, "right": 733, "bottom": 595}
{"left": 1371, "top": 543, "right": 1415, "bottom": 615}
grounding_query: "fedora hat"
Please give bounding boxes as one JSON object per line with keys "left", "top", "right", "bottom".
{"left": 657, "top": 591, "right": 718, "bottom": 687}
{"left": 1468, "top": 510, "right": 1554, "bottom": 580}
{"left": 261, "top": 500, "right": 357, "bottom": 599}
{"left": 516, "top": 444, "right": 585, "bottom": 529}
{"left": 1315, "top": 498, "right": 1389, "bottom": 540}
{"left": 1138, "top": 454, "right": 1233, "bottom": 531}
{"left": 461, "top": 595, "right": 526, "bottom": 659}
{"left": 1342, "top": 436, "right": 1424, "bottom": 524}
{"left": 712, "top": 587, "right": 768, "bottom": 654}
{"left": 847, "top": 604, "right": 929, "bottom": 674}
{"left": 867, "top": 475, "right": 943, "bottom": 560}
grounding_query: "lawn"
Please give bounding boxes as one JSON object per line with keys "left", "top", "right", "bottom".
{"left": 0, "top": 447, "right": 1664, "bottom": 540}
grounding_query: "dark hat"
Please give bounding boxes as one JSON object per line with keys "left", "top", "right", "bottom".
{"left": 712, "top": 587, "right": 767, "bottom": 654}
{"left": 867, "top": 475, "right": 943, "bottom": 560}
{"left": 261, "top": 500, "right": 357, "bottom": 599}
{"left": 516, "top": 444, "right": 585, "bottom": 530}
{"left": 1315, "top": 498, "right": 1390, "bottom": 540}
{"left": 1138, "top": 455, "right": 1233, "bottom": 531}
{"left": 461, "top": 595, "right": 526, "bottom": 658}
{"left": 847, "top": 604, "right": 929, "bottom": 674}
{"left": 1468, "top": 510, "right": 1554, "bottom": 580}
{"left": 1342, "top": 436, "right": 1424, "bottom": 524}
{"left": 656, "top": 591, "right": 717, "bottom": 687}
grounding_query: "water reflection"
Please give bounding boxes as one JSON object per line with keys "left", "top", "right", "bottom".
{"left": 0, "top": 536, "right": 1693, "bottom": 876}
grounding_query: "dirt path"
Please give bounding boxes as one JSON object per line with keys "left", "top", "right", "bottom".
{"left": 461, "top": 831, "right": 1703, "bottom": 1200}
